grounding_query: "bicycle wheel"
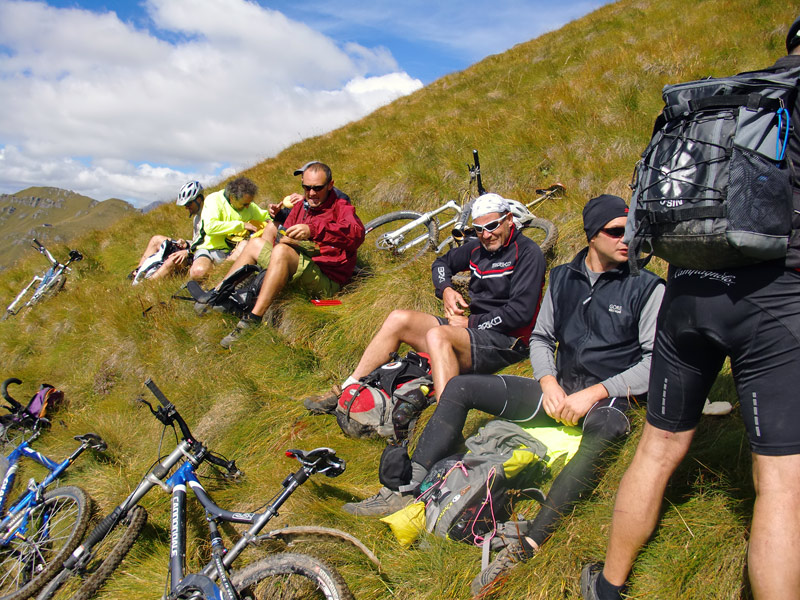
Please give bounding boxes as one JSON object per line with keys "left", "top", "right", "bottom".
{"left": 230, "top": 553, "right": 353, "bottom": 600}
{"left": 522, "top": 217, "right": 559, "bottom": 254}
{"left": 35, "top": 505, "right": 147, "bottom": 600}
{"left": 0, "top": 486, "right": 90, "bottom": 600}
{"left": 40, "top": 275, "right": 66, "bottom": 300}
{"left": 361, "top": 211, "right": 438, "bottom": 272}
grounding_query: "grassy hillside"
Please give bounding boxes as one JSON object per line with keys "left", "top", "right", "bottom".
{"left": 0, "top": 187, "right": 137, "bottom": 270}
{"left": 0, "top": 0, "right": 792, "bottom": 598}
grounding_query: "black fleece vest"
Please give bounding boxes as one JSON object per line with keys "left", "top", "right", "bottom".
{"left": 550, "top": 248, "right": 662, "bottom": 395}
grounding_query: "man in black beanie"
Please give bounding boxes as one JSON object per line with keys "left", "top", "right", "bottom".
{"left": 469, "top": 194, "right": 664, "bottom": 595}
{"left": 583, "top": 16, "right": 800, "bottom": 600}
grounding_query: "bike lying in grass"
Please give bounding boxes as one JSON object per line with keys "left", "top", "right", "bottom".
{"left": 360, "top": 150, "right": 563, "bottom": 271}
{"left": 38, "top": 378, "right": 358, "bottom": 600}
{"left": 0, "top": 425, "right": 106, "bottom": 600}
{"left": 2, "top": 240, "right": 83, "bottom": 320}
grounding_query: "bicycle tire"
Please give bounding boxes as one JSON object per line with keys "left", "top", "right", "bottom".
{"left": 35, "top": 505, "right": 147, "bottom": 600}
{"left": 230, "top": 553, "right": 353, "bottom": 600}
{"left": 0, "top": 486, "right": 90, "bottom": 600}
{"left": 522, "top": 217, "right": 559, "bottom": 254}
{"left": 362, "top": 211, "right": 438, "bottom": 272}
{"left": 40, "top": 275, "right": 67, "bottom": 300}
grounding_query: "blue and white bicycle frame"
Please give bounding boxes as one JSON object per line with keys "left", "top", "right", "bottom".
{"left": 1, "top": 432, "right": 103, "bottom": 544}
{"left": 163, "top": 448, "right": 332, "bottom": 600}
{"left": 4, "top": 240, "right": 82, "bottom": 317}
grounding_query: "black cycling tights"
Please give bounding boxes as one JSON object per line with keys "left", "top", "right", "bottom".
{"left": 412, "top": 374, "right": 632, "bottom": 547}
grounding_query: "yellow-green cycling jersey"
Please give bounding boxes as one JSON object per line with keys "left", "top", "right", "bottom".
{"left": 195, "top": 189, "right": 271, "bottom": 252}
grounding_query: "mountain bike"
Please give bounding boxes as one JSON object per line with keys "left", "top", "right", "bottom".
{"left": 361, "top": 150, "right": 563, "bottom": 271}
{"left": 2, "top": 240, "right": 83, "bottom": 320}
{"left": 38, "top": 378, "right": 356, "bottom": 600}
{"left": 0, "top": 426, "right": 106, "bottom": 600}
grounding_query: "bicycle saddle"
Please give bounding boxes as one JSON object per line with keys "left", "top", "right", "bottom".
{"left": 74, "top": 432, "right": 108, "bottom": 451}
{"left": 286, "top": 447, "right": 346, "bottom": 477}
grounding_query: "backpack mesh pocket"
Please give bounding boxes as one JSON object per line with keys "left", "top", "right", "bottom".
{"left": 728, "top": 147, "right": 792, "bottom": 235}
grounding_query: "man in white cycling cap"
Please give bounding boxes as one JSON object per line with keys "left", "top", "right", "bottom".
{"left": 303, "top": 192, "right": 547, "bottom": 416}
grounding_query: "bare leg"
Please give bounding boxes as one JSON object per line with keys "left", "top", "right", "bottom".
{"left": 350, "top": 310, "right": 442, "bottom": 381}
{"left": 249, "top": 243, "right": 300, "bottom": 317}
{"left": 749, "top": 453, "right": 800, "bottom": 599}
{"left": 602, "top": 423, "right": 694, "bottom": 586}
{"left": 136, "top": 235, "right": 168, "bottom": 267}
{"left": 147, "top": 252, "right": 185, "bottom": 281}
{"left": 217, "top": 237, "right": 266, "bottom": 283}
{"left": 189, "top": 256, "right": 214, "bottom": 281}
{"left": 424, "top": 325, "right": 472, "bottom": 400}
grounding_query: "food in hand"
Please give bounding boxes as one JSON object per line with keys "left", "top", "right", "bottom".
{"left": 282, "top": 196, "right": 294, "bottom": 209}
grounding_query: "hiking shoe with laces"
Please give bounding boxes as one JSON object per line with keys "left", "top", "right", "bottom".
{"left": 220, "top": 318, "right": 259, "bottom": 349}
{"left": 303, "top": 385, "right": 342, "bottom": 414}
{"left": 580, "top": 562, "right": 604, "bottom": 600}
{"left": 470, "top": 538, "right": 535, "bottom": 596}
{"left": 342, "top": 486, "right": 413, "bottom": 517}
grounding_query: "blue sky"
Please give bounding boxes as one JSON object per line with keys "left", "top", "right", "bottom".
{"left": 0, "top": 0, "right": 609, "bottom": 206}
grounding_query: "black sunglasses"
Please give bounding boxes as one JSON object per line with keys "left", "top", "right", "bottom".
{"left": 599, "top": 227, "right": 626, "bottom": 239}
{"left": 302, "top": 182, "right": 329, "bottom": 192}
{"left": 472, "top": 214, "right": 508, "bottom": 234}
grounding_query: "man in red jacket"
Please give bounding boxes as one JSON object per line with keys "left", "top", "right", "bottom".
{"left": 219, "top": 162, "right": 364, "bottom": 348}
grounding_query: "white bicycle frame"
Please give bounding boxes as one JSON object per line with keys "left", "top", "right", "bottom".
{"left": 376, "top": 183, "right": 564, "bottom": 257}
{"left": 377, "top": 200, "right": 463, "bottom": 255}
{"left": 4, "top": 242, "right": 72, "bottom": 316}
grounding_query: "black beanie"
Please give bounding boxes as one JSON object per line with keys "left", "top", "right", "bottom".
{"left": 788, "top": 15, "right": 800, "bottom": 54}
{"left": 583, "top": 194, "right": 629, "bottom": 241}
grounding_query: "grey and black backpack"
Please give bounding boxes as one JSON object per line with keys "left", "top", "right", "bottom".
{"left": 626, "top": 65, "right": 800, "bottom": 271}
{"left": 419, "top": 420, "right": 548, "bottom": 546}
{"left": 185, "top": 264, "right": 266, "bottom": 317}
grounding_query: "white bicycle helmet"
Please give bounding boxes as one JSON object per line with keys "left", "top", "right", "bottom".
{"left": 176, "top": 181, "right": 203, "bottom": 206}
{"left": 506, "top": 199, "right": 534, "bottom": 228}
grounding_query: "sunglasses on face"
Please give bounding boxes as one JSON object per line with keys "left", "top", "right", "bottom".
{"left": 599, "top": 227, "right": 626, "bottom": 239}
{"left": 302, "top": 182, "right": 328, "bottom": 192}
{"left": 472, "top": 215, "right": 508, "bottom": 234}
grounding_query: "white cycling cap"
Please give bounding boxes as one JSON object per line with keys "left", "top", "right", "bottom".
{"left": 471, "top": 193, "right": 511, "bottom": 220}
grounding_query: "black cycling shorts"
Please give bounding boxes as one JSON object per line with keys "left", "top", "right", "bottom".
{"left": 435, "top": 316, "right": 529, "bottom": 373}
{"left": 646, "top": 263, "right": 800, "bottom": 456}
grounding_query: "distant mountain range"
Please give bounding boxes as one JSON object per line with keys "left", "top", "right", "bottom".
{"left": 0, "top": 187, "right": 139, "bottom": 270}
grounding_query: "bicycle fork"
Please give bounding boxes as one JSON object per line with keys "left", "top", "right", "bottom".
{"left": 5, "top": 276, "right": 43, "bottom": 315}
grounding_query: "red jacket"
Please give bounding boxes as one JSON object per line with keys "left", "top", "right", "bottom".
{"left": 283, "top": 190, "right": 365, "bottom": 285}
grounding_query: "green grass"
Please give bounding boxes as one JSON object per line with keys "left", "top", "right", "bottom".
{"left": 0, "top": 0, "right": 794, "bottom": 598}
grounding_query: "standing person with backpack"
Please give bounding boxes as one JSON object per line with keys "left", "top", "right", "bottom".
{"left": 581, "top": 20, "right": 800, "bottom": 600}
{"left": 130, "top": 181, "right": 205, "bottom": 282}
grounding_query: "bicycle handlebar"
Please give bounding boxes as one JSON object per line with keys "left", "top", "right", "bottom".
{"left": 142, "top": 378, "right": 242, "bottom": 479}
{"left": 472, "top": 149, "right": 486, "bottom": 196}
{"left": 1, "top": 377, "right": 24, "bottom": 412}
{"left": 143, "top": 378, "right": 195, "bottom": 442}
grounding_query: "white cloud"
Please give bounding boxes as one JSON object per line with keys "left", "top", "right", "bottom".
{"left": 0, "top": 0, "right": 422, "bottom": 206}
